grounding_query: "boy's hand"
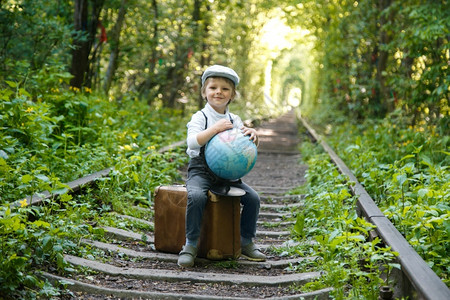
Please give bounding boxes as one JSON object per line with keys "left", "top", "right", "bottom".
{"left": 213, "top": 118, "right": 234, "bottom": 133}
{"left": 196, "top": 119, "right": 233, "bottom": 146}
{"left": 241, "top": 126, "right": 258, "bottom": 144}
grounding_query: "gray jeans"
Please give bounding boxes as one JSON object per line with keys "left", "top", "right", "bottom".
{"left": 185, "top": 156, "right": 260, "bottom": 241}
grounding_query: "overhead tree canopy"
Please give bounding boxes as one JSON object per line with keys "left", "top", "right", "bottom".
{"left": 0, "top": 0, "right": 448, "bottom": 131}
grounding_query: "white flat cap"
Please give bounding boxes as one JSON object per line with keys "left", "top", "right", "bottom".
{"left": 201, "top": 65, "right": 240, "bottom": 86}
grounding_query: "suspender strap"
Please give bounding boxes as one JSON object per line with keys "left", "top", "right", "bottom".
{"left": 201, "top": 111, "right": 208, "bottom": 130}
{"left": 199, "top": 111, "right": 208, "bottom": 157}
{"left": 200, "top": 110, "right": 234, "bottom": 129}
{"left": 199, "top": 110, "right": 233, "bottom": 156}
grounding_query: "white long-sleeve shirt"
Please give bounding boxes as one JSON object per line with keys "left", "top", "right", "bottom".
{"left": 186, "top": 103, "right": 244, "bottom": 158}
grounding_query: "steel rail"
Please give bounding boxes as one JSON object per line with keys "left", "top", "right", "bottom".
{"left": 299, "top": 116, "right": 450, "bottom": 300}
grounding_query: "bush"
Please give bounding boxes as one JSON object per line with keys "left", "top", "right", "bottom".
{"left": 320, "top": 111, "right": 449, "bottom": 286}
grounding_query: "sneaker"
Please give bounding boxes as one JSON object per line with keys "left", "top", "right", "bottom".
{"left": 177, "top": 245, "right": 197, "bottom": 268}
{"left": 241, "top": 242, "right": 266, "bottom": 262}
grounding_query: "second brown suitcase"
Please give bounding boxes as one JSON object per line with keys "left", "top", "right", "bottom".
{"left": 154, "top": 185, "right": 187, "bottom": 254}
{"left": 154, "top": 186, "right": 241, "bottom": 260}
{"left": 198, "top": 191, "right": 241, "bottom": 260}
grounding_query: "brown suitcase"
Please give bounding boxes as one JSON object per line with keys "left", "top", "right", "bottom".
{"left": 198, "top": 191, "right": 241, "bottom": 260}
{"left": 154, "top": 185, "right": 186, "bottom": 254}
{"left": 154, "top": 186, "right": 241, "bottom": 260}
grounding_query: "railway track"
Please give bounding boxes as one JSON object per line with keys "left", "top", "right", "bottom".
{"left": 15, "top": 111, "right": 449, "bottom": 299}
{"left": 39, "top": 111, "right": 332, "bottom": 299}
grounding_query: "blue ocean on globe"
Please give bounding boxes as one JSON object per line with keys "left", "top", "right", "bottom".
{"left": 205, "top": 128, "right": 257, "bottom": 180}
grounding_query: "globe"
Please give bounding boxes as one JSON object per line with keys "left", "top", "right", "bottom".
{"left": 205, "top": 128, "right": 257, "bottom": 180}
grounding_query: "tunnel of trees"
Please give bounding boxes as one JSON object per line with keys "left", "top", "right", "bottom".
{"left": 1, "top": 0, "right": 448, "bottom": 127}
{"left": 0, "top": 0, "right": 449, "bottom": 298}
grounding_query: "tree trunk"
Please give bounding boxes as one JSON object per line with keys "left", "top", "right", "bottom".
{"left": 165, "top": 1, "right": 202, "bottom": 109}
{"left": 103, "top": 0, "right": 128, "bottom": 94}
{"left": 198, "top": 2, "right": 211, "bottom": 109}
{"left": 166, "top": 65, "right": 180, "bottom": 108}
{"left": 70, "top": 0, "right": 89, "bottom": 88}
{"left": 70, "top": 0, "right": 105, "bottom": 89}
{"left": 138, "top": 0, "right": 159, "bottom": 104}
{"left": 376, "top": 0, "right": 393, "bottom": 115}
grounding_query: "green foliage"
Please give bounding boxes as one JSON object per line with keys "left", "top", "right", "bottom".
{"left": 213, "top": 260, "right": 239, "bottom": 269}
{"left": 284, "top": 0, "right": 449, "bottom": 134}
{"left": 291, "top": 143, "right": 401, "bottom": 298}
{"left": 0, "top": 66, "right": 188, "bottom": 204}
{"left": 96, "top": 147, "right": 188, "bottom": 212}
{"left": 323, "top": 113, "right": 449, "bottom": 286}
{"left": 1, "top": 0, "right": 278, "bottom": 117}
{"left": 1, "top": 0, "right": 448, "bottom": 297}
{"left": 0, "top": 63, "right": 189, "bottom": 298}
{"left": 0, "top": 1, "right": 73, "bottom": 82}
{"left": 0, "top": 203, "right": 78, "bottom": 298}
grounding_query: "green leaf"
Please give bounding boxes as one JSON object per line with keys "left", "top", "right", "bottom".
{"left": 396, "top": 174, "right": 408, "bottom": 186}
{"left": 19, "top": 88, "right": 31, "bottom": 97}
{"left": 33, "top": 220, "right": 50, "bottom": 228}
{"left": 417, "top": 188, "right": 429, "bottom": 198}
{"left": 444, "top": 219, "right": 450, "bottom": 234}
{"left": 21, "top": 174, "right": 33, "bottom": 183}
{"left": 5, "top": 81, "right": 17, "bottom": 88}
{"left": 399, "top": 154, "right": 415, "bottom": 162}
{"left": 420, "top": 155, "right": 433, "bottom": 168}
{"left": 294, "top": 214, "right": 305, "bottom": 237}
{"left": 59, "top": 193, "right": 73, "bottom": 202}
{"left": 35, "top": 174, "right": 50, "bottom": 182}
{"left": 0, "top": 150, "right": 9, "bottom": 159}
{"left": 42, "top": 235, "right": 52, "bottom": 250}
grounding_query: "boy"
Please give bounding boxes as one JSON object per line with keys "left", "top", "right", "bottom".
{"left": 178, "top": 65, "right": 266, "bottom": 267}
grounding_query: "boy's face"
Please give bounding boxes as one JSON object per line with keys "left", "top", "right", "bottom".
{"left": 202, "top": 77, "right": 235, "bottom": 114}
